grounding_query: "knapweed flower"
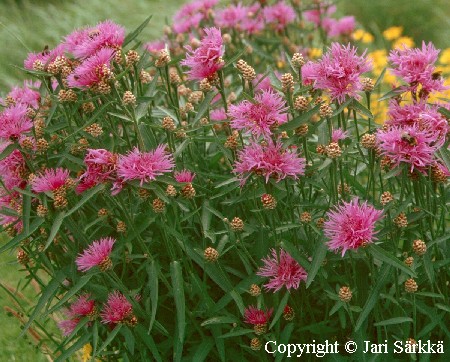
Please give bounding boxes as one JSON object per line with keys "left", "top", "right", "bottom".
{"left": 64, "top": 20, "right": 125, "bottom": 59}
{"left": 0, "top": 104, "right": 33, "bottom": 140}
{"left": 76, "top": 149, "right": 118, "bottom": 193}
{"left": 181, "top": 27, "right": 225, "bottom": 81}
{"left": 5, "top": 81, "right": 41, "bottom": 109}
{"left": 24, "top": 44, "right": 65, "bottom": 71}
{"left": 376, "top": 124, "right": 443, "bottom": 173}
{"left": 302, "top": 43, "right": 372, "bottom": 103}
{"left": 244, "top": 306, "right": 273, "bottom": 326}
{"left": 228, "top": 90, "right": 288, "bottom": 138}
{"left": 257, "top": 249, "right": 307, "bottom": 292}
{"left": 100, "top": 291, "right": 135, "bottom": 325}
{"left": 76, "top": 237, "right": 116, "bottom": 272}
{"left": 388, "top": 42, "right": 446, "bottom": 94}
{"left": 67, "top": 48, "right": 115, "bottom": 89}
{"left": 263, "top": 2, "right": 296, "bottom": 31}
{"left": 58, "top": 318, "right": 79, "bottom": 336}
{"left": 0, "top": 147, "right": 26, "bottom": 190}
{"left": 31, "top": 168, "right": 70, "bottom": 193}
{"left": 331, "top": 129, "right": 349, "bottom": 143}
{"left": 214, "top": 3, "right": 247, "bottom": 29}
{"left": 117, "top": 145, "right": 174, "bottom": 185}
{"left": 304, "top": 4, "right": 336, "bottom": 25}
{"left": 172, "top": 0, "right": 218, "bottom": 34}
{"left": 324, "top": 198, "right": 383, "bottom": 256}
{"left": 174, "top": 169, "right": 196, "bottom": 183}
{"left": 69, "top": 294, "right": 97, "bottom": 317}
{"left": 325, "top": 16, "right": 355, "bottom": 38}
{"left": 234, "top": 140, "right": 306, "bottom": 185}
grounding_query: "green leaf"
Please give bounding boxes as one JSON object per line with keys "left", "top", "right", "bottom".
{"left": 368, "top": 244, "right": 416, "bottom": 277}
{"left": 373, "top": 67, "right": 387, "bottom": 89}
{"left": 44, "top": 211, "right": 66, "bottom": 250}
{"left": 351, "top": 99, "right": 373, "bottom": 119}
{"left": 225, "top": 49, "right": 245, "bottom": 68}
{"left": 278, "top": 104, "right": 321, "bottom": 131}
{"left": 22, "top": 187, "right": 31, "bottom": 235}
{"left": 306, "top": 242, "right": 328, "bottom": 288}
{"left": 438, "top": 106, "right": 450, "bottom": 119}
{"left": 55, "top": 334, "right": 91, "bottom": 362}
{"left": 136, "top": 74, "right": 159, "bottom": 120}
{"left": 147, "top": 261, "right": 159, "bottom": 333}
{"left": 123, "top": 15, "right": 152, "bottom": 46}
{"left": 378, "top": 86, "right": 404, "bottom": 101}
{"left": 193, "top": 91, "right": 216, "bottom": 124}
{"left": 66, "top": 183, "right": 104, "bottom": 217}
{"left": 0, "top": 217, "right": 44, "bottom": 253}
{"left": 135, "top": 325, "right": 162, "bottom": 362}
{"left": 201, "top": 316, "right": 239, "bottom": 326}
{"left": 96, "top": 324, "right": 122, "bottom": 355}
{"left": 170, "top": 261, "right": 185, "bottom": 344}
{"left": 436, "top": 303, "right": 450, "bottom": 313}
{"left": 218, "top": 328, "right": 254, "bottom": 338}
{"left": 192, "top": 338, "right": 215, "bottom": 361}
{"left": 355, "top": 266, "right": 392, "bottom": 331}
{"left": 0, "top": 143, "right": 18, "bottom": 161}
{"left": 269, "top": 292, "right": 290, "bottom": 329}
{"left": 373, "top": 317, "right": 413, "bottom": 327}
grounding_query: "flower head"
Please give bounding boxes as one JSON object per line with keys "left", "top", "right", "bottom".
{"left": 324, "top": 198, "right": 383, "bottom": 256}
{"left": 234, "top": 140, "right": 306, "bottom": 185}
{"left": 215, "top": 3, "right": 247, "bottom": 29}
{"left": 244, "top": 306, "right": 273, "bottom": 325}
{"left": 69, "top": 294, "right": 96, "bottom": 317}
{"left": 76, "top": 149, "right": 118, "bottom": 193}
{"left": 0, "top": 146, "right": 26, "bottom": 190}
{"left": 67, "top": 48, "right": 115, "bottom": 89}
{"left": 388, "top": 42, "right": 446, "bottom": 94}
{"left": 100, "top": 291, "right": 133, "bottom": 325}
{"left": 325, "top": 16, "right": 355, "bottom": 38}
{"left": 228, "top": 90, "right": 288, "bottom": 138}
{"left": 117, "top": 145, "right": 174, "bottom": 185}
{"left": 0, "top": 104, "right": 33, "bottom": 140}
{"left": 5, "top": 81, "right": 41, "bottom": 109}
{"left": 75, "top": 237, "right": 116, "bottom": 272}
{"left": 31, "top": 168, "right": 70, "bottom": 193}
{"left": 331, "top": 129, "right": 349, "bottom": 143}
{"left": 174, "top": 169, "right": 196, "bottom": 183}
{"left": 58, "top": 318, "right": 79, "bottom": 336}
{"left": 181, "top": 27, "right": 224, "bottom": 81}
{"left": 263, "top": 2, "right": 296, "bottom": 30}
{"left": 257, "top": 249, "right": 307, "bottom": 292}
{"left": 24, "top": 44, "right": 65, "bottom": 71}
{"left": 302, "top": 43, "right": 372, "bottom": 103}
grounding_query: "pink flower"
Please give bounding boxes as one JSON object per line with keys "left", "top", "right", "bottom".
{"left": 326, "top": 16, "right": 355, "bottom": 37}
{"left": 228, "top": 90, "right": 288, "bottom": 138}
{"left": 100, "top": 291, "right": 133, "bottom": 325}
{"left": 331, "top": 129, "right": 349, "bottom": 143}
{"left": 234, "top": 140, "right": 306, "bottom": 185}
{"left": 24, "top": 44, "right": 65, "bottom": 71}
{"left": 144, "top": 40, "right": 166, "bottom": 54}
{"left": 215, "top": 3, "right": 247, "bottom": 28}
{"left": 117, "top": 145, "right": 175, "bottom": 185}
{"left": 244, "top": 306, "right": 273, "bottom": 325}
{"left": 64, "top": 20, "right": 125, "bottom": 59}
{"left": 76, "top": 149, "right": 117, "bottom": 193}
{"left": 69, "top": 294, "right": 96, "bottom": 316}
{"left": 388, "top": 42, "right": 446, "bottom": 95}
{"left": 67, "top": 48, "right": 115, "bottom": 89}
{"left": 0, "top": 146, "right": 26, "bottom": 190}
{"left": 174, "top": 169, "right": 196, "bottom": 183}
{"left": 253, "top": 74, "right": 273, "bottom": 92}
{"left": 324, "top": 198, "right": 383, "bottom": 256}
{"left": 58, "top": 318, "right": 79, "bottom": 336}
{"left": 257, "top": 249, "right": 307, "bottom": 292}
{"left": 301, "top": 43, "right": 372, "bottom": 103}
{"left": 172, "top": 0, "right": 218, "bottom": 34}
{"left": 5, "top": 81, "right": 41, "bottom": 109}
{"left": 31, "top": 168, "right": 70, "bottom": 193}
{"left": 210, "top": 108, "right": 227, "bottom": 122}
{"left": 240, "top": 5, "right": 265, "bottom": 35}
{"left": 376, "top": 124, "right": 442, "bottom": 173}
{"left": 263, "top": 2, "right": 296, "bottom": 30}
{"left": 181, "top": 27, "right": 224, "bottom": 81}
{"left": 0, "top": 104, "right": 33, "bottom": 140}
{"left": 75, "top": 237, "right": 116, "bottom": 272}
{"left": 304, "top": 4, "right": 336, "bottom": 25}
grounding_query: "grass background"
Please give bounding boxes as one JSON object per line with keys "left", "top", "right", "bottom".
{"left": 0, "top": 0, "right": 448, "bottom": 360}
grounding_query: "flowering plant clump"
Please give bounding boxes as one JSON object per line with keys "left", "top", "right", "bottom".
{"left": 0, "top": 0, "right": 449, "bottom": 360}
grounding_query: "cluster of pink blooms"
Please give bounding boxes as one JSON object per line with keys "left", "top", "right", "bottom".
{"left": 377, "top": 42, "right": 450, "bottom": 175}
{"left": 257, "top": 249, "right": 307, "bottom": 292}
{"left": 324, "top": 198, "right": 383, "bottom": 256}
{"left": 234, "top": 140, "right": 306, "bottom": 185}
{"left": 31, "top": 168, "right": 70, "bottom": 193}
{"left": 304, "top": 3, "right": 355, "bottom": 38}
{"left": 302, "top": 42, "right": 372, "bottom": 103}
{"left": 58, "top": 294, "right": 96, "bottom": 336}
{"left": 76, "top": 149, "right": 118, "bottom": 193}
{"left": 75, "top": 237, "right": 116, "bottom": 272}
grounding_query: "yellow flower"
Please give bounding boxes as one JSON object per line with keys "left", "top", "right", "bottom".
{"left": 439, "top": 48, "right": 450, "bottom": 65}
{"left": 352, "top": 29, "right": 374, "bottom": 43}
{"left": 393, "top": 36, "right": 414, "bottom": 49}
{"left": 368, "top": 50, "right": 388, "bottom": 74}
{"left": 383, "top": 26, "right": 403, "bottom": 41}
{"left": 82, "top": 343, "right": 92, "bottom": 362}
{"left": 308, "top": 48, "right": 322, "bottom": 59}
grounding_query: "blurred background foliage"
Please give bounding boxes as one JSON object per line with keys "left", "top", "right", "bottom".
{"left": 0, "top": 0, "right": 449, "bottom": 360}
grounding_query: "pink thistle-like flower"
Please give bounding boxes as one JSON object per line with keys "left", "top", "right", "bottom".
{"left": 144, "top": 40, "right": 166, "bottom": 54}
{"left": 0, "top": 146, "right": 26, "bottom": 190}
{"left": 210, "top": 108, "right": 228, "bottom": 122}
{"left": 69, "top": 294, "right": 96, "bottom": 316}
{"left": 174, "top": 169, "right": 196, "bottom": 183}
{"left": 324, "top": 198, "right": 383, "bottom": 256}
{"left": 263, "top": 2, "right": 296, "bottom": 30}
{"left": 304, "top": 4, "right": 336, "bottom": 25}
{"left": 244, "top": 306, "right": 273, "bottom": 325}
{"left": 76, "top": 149, "right": 118, "bottom": 193}
{"left": 0, "top": 104, "right": 33, "bottom": 140}
{"left": 31, "top": 168, "right": 70, "bottom": 193}
{"left": 228, "top": 90, "right": 288, "bottom": 138}
{"left": 388, "top": 42, "right": 446, "bottom": 94}
{"left": 376, "top": 124, "right": 442, "bottom": 173}
{"left": 64, "top": 20, "right": 125, "bottom": 59}
{"left": 253, "top": 74, "right": 273, "bottom": 92}
{"left": 325, "top": 16, "right": 356, "bottom": 38}
{"left": 173, "top": 0, "right": 218, "bottom": 34}
{"left": 5, "top": 81, "right": 41, "bottom": 109}
{"left": 234, "top": 140, "right": 306, "bottom": 185}
{"left": 75, "top": 237, "right": 116, "bottom": 272}
{"left": 240, "top": 6, "right": 265, "bottom": 35}
{"left": 331, "top": 129, "right": 349, "bottom": 143}
{"left": 24, "top": 44, "right": 65, "bottom": 71}
{"left": 100, "top": 291, "right": 133, "bottom": 325}
{"left": 181, "top": 27, "right": 225, "bottom": 81}
{"left": 257, "top": 249, "right": 307, "bottom": 292}
{"left": 67, "top": 48, "right": 115, "bottom": 89}
{"left": 117, "top": 145, "right": 175, "bottom": 185}
{"left": 58, "top": 318, "right": 80, "bottom": 336}
{"left": 301, "top": 43, "right": 372, "bottom": 103}
{"left": 215, "top": 3, "right": 247, "bottom": 29}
